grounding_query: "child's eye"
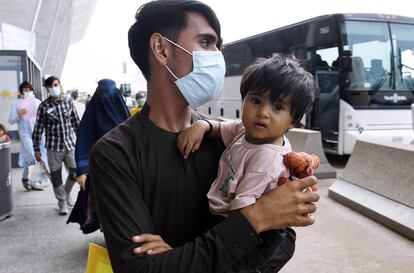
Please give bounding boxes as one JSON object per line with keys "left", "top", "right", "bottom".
{"left": 273, "top": 104, "right": 283, "bottom": 111}
{"left": 251, "top": 97, "right": 261, "bottom": 104}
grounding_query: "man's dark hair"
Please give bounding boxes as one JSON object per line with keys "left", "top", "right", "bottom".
{"left": 44, "top": 76, "right": 60, "bottom": 87}
{"left": 240, "top": 53, "right": 317, "bottom": 123}
{"left": 128, "top": 0, "right": 222, "bottom": 80}
{"left": 18, "top": 81, "right": 33, "bottom": 95}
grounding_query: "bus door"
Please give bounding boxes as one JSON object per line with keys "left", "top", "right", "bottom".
{"left": 311, "top": 47, "right": 340, "bottom": 151}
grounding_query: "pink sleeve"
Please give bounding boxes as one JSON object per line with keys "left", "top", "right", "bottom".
{"left": 220, "top": 120, "right": 244, "bottom": 147}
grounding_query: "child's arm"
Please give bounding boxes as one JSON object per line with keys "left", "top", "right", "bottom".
{"left": 177, "top": 119, "right": 221, "bottom": 158}
{"left": 131, "top": 234, "right": 172, "bottom": 255}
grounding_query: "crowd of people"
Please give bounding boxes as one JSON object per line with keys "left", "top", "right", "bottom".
{"left": 4, "top": 76, "right": 133, "bottom": 216}
{"left": 2, "top": 1, "right": 321, "bottom": 272}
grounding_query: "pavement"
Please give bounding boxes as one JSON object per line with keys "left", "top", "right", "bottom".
{"left": 0, "top": 154, "right": 413, "bottom": 273}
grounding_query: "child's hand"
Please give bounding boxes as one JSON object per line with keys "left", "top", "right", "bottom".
{"left": 131, "top": 234, "right": 172, "bottom": 255}
{"left": 177, "top": 120, "right": 209, "bottom": 158}
{"left": 19, "top": 108, "right": 27, "bottom": 117}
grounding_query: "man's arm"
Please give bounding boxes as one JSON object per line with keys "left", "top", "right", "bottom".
{"left": 70, "top": 100, "right": 80, "bottom": 134}
{"left": 242, "top": 177, "right": 318, "bottom": 233}
{"left": 89, "top": 141, "right": 262, "bottom": 273}
{"left": 32, "top": 105, "right": 45, "bottom": 152}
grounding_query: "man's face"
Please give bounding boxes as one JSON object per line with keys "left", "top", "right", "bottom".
{"left": 168, "top": 12, "right": 219, "bottom": 78}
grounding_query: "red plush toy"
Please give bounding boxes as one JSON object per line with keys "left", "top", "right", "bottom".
{"left": 277, "top": 151, "right": 320, "bottom": 192}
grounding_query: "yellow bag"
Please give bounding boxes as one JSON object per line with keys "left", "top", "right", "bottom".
{"left": 86, "top": 243, "right": 114, "bottom": 273}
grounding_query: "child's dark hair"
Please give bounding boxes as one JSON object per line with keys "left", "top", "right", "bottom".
{"left": 18, "top": 81, "right": 33, "bottom": 95}
{"left": 0, "top": 123, "right": 7, "bottom": 134}
{"left": 240, "top": 53, "right": 317, "bottom": 123}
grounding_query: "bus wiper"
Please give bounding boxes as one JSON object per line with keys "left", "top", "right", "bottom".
{"left": 371, "top": 71, "right": 388, "bottom": 92}
{"left": 400, "top": 63, "right": 414, "bottom": 71}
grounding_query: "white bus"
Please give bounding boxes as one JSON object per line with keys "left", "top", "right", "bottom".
{"left": 198, "top": 13, "right": 414, "bottom": 155}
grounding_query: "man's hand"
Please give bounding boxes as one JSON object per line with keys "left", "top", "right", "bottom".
{"left": 132, "top": 234, "right": 172, "bottom": 255}
{"left": 34, "top": 151, "right": 42, "bottom": 162}
{"left": 241, "top": 176, "right": 319, "bottom": 233}
{"left": 76, "top": 174, "right": 87, "bottom": 190}
{"left": 18, "top": 108, "right": 27, "bottom": 117}
{"left": 177, "top": 120, "right": 209, "bottom": 158}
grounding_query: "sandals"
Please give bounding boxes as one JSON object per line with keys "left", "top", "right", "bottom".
{"left": 22, "top": 179, "right": 32, "bottom": 191}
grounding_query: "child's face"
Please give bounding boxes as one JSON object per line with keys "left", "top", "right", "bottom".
{"left": 0, "top": 129, "right": 5, "bottom": 137}
{"left": 241, "top": 90, "right": 294, "bottom": 145}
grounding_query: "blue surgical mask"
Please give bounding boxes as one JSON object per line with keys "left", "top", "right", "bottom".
{"left": 48, "top": 86, "right": 61, "bottom": 97}
{"left": 163, "top": 37, "right": 226, "bottom": 108}
{"left": 23, "top": 91, "right": 34, "bottom": 98}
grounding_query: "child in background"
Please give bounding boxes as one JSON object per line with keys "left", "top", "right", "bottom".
{"left": 177, "top": 53, "right": 317, "bottom": 272}
{"left": 0, "top": 123, "right": 11, "bottom": 143}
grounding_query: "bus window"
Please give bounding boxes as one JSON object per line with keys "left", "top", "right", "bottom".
{"left": 220, "top": 108, "right": 224, "bottom": 116}
{"left": 342, "top": 20, "right": 392, "bottom": 91}
{"left": 315, "top": 47, "right": 339, "bottom": 71}
{"left": 236, "top": 109, "right": 240, "bottom": 118}
{"left": 208, "top": 107, "right": 211, "bottom": 114}
{"left": 391, "top": 23, "right": 414, "bottom": 90}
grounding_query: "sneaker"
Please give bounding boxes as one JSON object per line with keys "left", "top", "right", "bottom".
{"left": 31, "top": 182, "right": 44, "bottom": 191}
{"left": 22, "top": 179, "right": 32, "bottom": 191}
{"left": 59, "top": 204, "right": 68, "bottom": 216}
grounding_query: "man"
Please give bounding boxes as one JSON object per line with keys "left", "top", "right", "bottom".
{"left": 33, "top": 76, "right": 80, "bottom": 215}
{"left": 130, "top": 91, "right": 146, "bottom": 115}
{"left": 89, "top": 1, "right": 319, "bottom": 272}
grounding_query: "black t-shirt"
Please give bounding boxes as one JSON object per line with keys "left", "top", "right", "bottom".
{"left": 89, "top": 104, "right": 262, "bottom": 273}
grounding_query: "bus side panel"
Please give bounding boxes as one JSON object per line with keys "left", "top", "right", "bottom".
{"left": 198, "top": 75, "right": 243, "bottom": 119}
{"left": 340, "top": 100, "right": 414, "bottom": 154}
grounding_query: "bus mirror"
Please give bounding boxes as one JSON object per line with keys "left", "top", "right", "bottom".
{"left": 341, "top": 56, "right": 352, "bottom": 72}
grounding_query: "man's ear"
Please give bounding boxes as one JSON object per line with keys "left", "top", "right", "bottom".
{"left": 149, "top": 33, "right": 170, "bottom": 66}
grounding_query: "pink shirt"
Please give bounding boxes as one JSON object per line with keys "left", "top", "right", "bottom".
{"left": 207, "top": 120, "right": 291, "bottom": 216}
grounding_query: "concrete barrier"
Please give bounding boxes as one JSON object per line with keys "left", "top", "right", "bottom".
{"left": 329, "top": 139, "right": 414, "bottom": 240}
{"left": 286, "top": 128, "right": 336, "bottom": 179}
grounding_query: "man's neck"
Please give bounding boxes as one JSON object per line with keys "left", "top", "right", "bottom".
{"left": 146, "top": 80, "right": 192, "bottom": 132}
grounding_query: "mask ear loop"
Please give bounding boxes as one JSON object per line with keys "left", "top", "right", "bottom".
{"left": 163, "top": 36, "right": 193, "bottom": 56}
{"left": 165, "top": 65, "right": 179, "bottom": 80}
{"left": 162, "top": 36, "right": 193, "bottom": 81}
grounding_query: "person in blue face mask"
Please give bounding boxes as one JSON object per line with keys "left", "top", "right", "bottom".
{"left": 32, "top": 76, "right": 80, "bottom": 216}
{"left": 8, "top": 81, "right": 48, "bottom": 190}
{"left": 88, "top": 1, "right": 319, "bottom": 272}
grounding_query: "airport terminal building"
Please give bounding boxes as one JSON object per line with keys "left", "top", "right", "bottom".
{"left": 0, "top": 0, "right": 97, "bottom": 133}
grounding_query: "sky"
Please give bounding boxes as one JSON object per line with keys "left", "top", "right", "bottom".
{"left": 61, "top": 0, "right": 414, "bottom": 93}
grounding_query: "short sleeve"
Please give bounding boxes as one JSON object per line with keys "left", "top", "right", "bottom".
{"left": 220, "top": 120, "right": 245, "bottom": 147}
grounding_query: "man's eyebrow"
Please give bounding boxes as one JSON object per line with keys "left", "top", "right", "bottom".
{"left": 198, "top": 33, "right": 218, "bottom": 43}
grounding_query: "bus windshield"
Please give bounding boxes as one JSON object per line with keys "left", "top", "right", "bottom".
{"left": 391, "top": 23, "right": 414, "bottom": 90}
{"left": 341, "top": 20, "right": 392, "bottom": 91}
